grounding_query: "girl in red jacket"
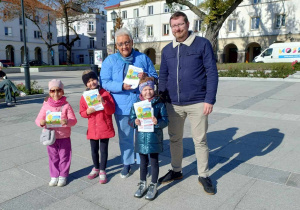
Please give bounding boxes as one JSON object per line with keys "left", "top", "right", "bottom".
{"left": 79, "top": 70, "right": 115, "bottom": 184}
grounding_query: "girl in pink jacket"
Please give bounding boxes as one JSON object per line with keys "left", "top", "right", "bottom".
{"left": 35, "top": 79, "right": 77, "bottom": 187}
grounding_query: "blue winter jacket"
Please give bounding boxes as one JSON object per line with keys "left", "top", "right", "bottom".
{"left": 129, "top": 96, "right": 168, "bottom": 154}
{"left": 158, "top": 33, "right": 218, "bottom": 105}
{"left": 100, "top": 51, "right": 158, "bottom": 115}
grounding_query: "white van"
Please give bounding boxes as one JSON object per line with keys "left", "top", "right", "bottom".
{"left": 253, "top": 42, "right": 300, "bottom": 63}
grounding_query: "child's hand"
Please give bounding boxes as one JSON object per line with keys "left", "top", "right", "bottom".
{"left": 40, "top": 119, "right": 46, "bottom": 126}
{"left": 135, "top": 119, "right": 141, "bottom": 126}
{"left": 87, "top": 107, "right": 96, "bottom": 115}
{"left": 61, "top": 119, "right": 68, "bottom": 125}
{"left": 152, "top": 116, "right": 157, "bottom": 125}
{"left": 97, "top": 95, "right": 104, "bottom": 103}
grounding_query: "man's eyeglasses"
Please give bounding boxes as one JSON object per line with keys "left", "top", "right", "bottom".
{"left": 116, "top": 41, "right": 131, "bottom": 47}
{"left": 171, "top": 23, "right": 185, "bottom": 29}
{"left": 50, "top": 89, "right": 62, "bottom": 93}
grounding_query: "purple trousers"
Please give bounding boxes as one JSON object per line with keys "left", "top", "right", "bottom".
{"left": 47, "top": 137, "right": 72, "bottom": 178}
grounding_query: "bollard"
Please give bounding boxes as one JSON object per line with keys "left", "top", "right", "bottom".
{"left": 91, "top": 64, "right": 99, "bottom": 78}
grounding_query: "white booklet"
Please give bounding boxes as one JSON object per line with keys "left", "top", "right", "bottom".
{"left": 133, "top": 100, "right": 154, "bottom": 132}
{"left": 46, "top": 111, "right": 62, "bottom": 128}
{"left": 83, "top": 89, "right": 104, "bottom": 111}
{"left": 123, "top": 65, "right": 143, "bottom": 89}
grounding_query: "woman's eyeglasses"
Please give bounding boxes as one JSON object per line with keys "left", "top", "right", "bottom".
{"left": 50, "top": 89, "right": 62, "bottom": 93}
{"left": 116, "top": 41, "right": 131, "bottom": 47}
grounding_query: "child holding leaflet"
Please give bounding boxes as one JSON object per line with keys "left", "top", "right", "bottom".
{"left": 129, "top": 77, "right": 168, "bottom": 200}
{"left": 79, "top": 70, "right": 115, "bottom": 184}
{"left": 35, "top": 79, "right": 77, "bottom": 187}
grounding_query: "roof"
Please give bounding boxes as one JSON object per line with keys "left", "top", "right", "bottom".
{"left": 104, "top": 3, "right": 120, "bottom": 10}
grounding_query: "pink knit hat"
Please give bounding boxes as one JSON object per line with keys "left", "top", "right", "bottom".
{"left": 48, "top": 79, "right": 64, "bottom": 90}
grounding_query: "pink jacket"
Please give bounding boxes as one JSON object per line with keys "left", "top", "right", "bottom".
{"left": 35, "top": 100, "right": 77, "bottom": 139}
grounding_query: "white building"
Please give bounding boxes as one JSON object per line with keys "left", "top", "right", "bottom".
{"left": 57, "top": 9, "right": 107, "bottom": 65}
{"left": 105, "top": 0, "right": 300, "bottom": 64}
{"left": 0, "top": 1, "right": 59, "bottom": 66}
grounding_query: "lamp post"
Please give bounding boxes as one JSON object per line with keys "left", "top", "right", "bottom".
{"left": 21, "top": 0, "right": 31, "bottom": 92}
{"left": 48, "top": 14, "right": 54, "bottom": 65}
{"left": 111, "top": 10, "right": 117, "bottom": 53}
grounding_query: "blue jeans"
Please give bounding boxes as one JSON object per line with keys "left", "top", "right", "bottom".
{"left": 114, "top": 114, "right": 140, "bottom": 165}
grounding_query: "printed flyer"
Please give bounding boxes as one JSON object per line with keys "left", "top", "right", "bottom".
{"left": 123, "top": 65, "right": 143, "bottom": 89}
{"left": 83, "top": 89, "right": 104, "bottom": 111}
{"left": 133, "top": 100, "right": 154, "bottom": 132}
{"left": 46, "top": 111, "right": 62, "bottom": 128}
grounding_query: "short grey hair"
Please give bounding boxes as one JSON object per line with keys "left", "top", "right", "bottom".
{"left": 115, "top": 28, "right": 133, "bottom": 42}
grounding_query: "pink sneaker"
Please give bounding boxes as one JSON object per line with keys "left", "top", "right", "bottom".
{"left": 99, "top": 170, "right": 107, "bottom": 184}
{"left": 87, "top": 168, "right": 99, "bottom": 179}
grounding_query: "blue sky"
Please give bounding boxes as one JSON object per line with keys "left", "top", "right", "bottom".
{"left": 105, "top": 0, "right": 122, "bottom": 7}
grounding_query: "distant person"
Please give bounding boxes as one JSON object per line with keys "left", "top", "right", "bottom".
{"left": 79, "top": 70, "right": 116, "bottom": 184}
{"left": 158, "top": 11, "right": 219, "bottom": 195}
{"left": 129, "top": 77, "right": 168, "bottom": 200}
{"left": 35, "top": 79, "right": 77, "bottom": 187}
{"left": 100, "top": 28, "right": 158, "bottom": 178}
{"left": 0, "top": 62, "right": 26, "bottom": 106}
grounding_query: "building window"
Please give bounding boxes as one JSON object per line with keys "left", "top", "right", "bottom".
{"left": 78, "top": 39, "right": 81, "bottom": 47}
{"left": 19, "top": 16, "right": 22, "bottom": 25}
{"left": 122, "top": 10, "right": 127, "bottom": 19}
{"left": 194, "top": 20, "right": 201, "bottom": 32}
{"left": 251, "top": 17, "right": 260, "bottom": 30}
{"left": 77, "top": 23, "right": 81, "bottom": 31}
{"left": 5, "top": 27, "right": 12, "bottom": 36}
{"left": 253, "top": 0, "right": 261, "bottom": 4}
{"left": 35, "top": 15, "right": 39, "bottom": 23}
{"left": 89, "top": 37, "right": 95, "bottom": 48}
{"left": 79, "top": 55, "right": 84, "bottom": 64}
{"left": 101, "top": 23, "right": 105, "bottom": 32}
{"left": 163, "top": 24, "right": 169, "bottom": 35}
{"left": 147, "top": 26, "right": 153, "bottom": 37}
{"left": 228, "top": 19, "right": 236, "bottom": 32}
{"left": 89, "top": 21, "right": 94, "bottom": 31}
{"left": 102, "top": 38, "right": 105, "bottom": 47}
{"left": 148, "top": 6, "right": 153, "bottom": 15}
{"left": 47, "top": 32, "right": 53, "bottom": 40}
{"left": 133, "top": 9, "right": 139, "bottom": 18}
{"left": 164, "top": 4, "right": 170, "bottom": 13}
{"left": 275, "top": 14, "right": 286, "bottom": 28}
{"left": 133, "top": 27, "right": 139, "bottom": 38}
{"left": 34, "top": 31, "right": 41, "bottom": 39}
{"left": 20, "top": 29, "right": 23, "bottom": 41}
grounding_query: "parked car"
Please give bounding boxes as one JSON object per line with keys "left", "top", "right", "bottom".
{"left": 28, "top": 60, "right": 49, "bottom": 66}
{"left": 0, "top": 59, "right": 14, "bottom": 67}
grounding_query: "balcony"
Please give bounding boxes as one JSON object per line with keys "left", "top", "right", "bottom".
{"left": 87, "top": 44, "right": 97, "bottom": 49}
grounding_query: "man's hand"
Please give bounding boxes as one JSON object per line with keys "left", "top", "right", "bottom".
{"left": 122, "top": 83, "right": 132, "bottom": 90}
{"left": 135, "top": 119, "right": 141, "bottom": 126}
{"left": 203, "top": 103, "right": 213, "bottom": 116}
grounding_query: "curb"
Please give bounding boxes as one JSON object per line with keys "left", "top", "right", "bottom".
{"left": 0, "top": 93, "right": 47, "bottom": 103}
{"left": 219, "top": 77, "right": 300, "bottom": 82}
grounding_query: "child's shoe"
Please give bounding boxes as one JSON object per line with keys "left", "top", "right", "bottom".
{"left": 120, "top": 165, "right": 131, "bottom": 178}
{"left": 49, "top": 177, "right": 58, "bottom": 186}
{"left": 145, "top": 182, "right": 157, "bottom": 200}
{"left": 19, "top": 91, "right": 26, "bottom": 97}
{"left": 134, "top": 180, "right": 147, "bottom": 198}
{"left": 87, "top": 168, "right": 100, "bottom": 179}
{"left": 99, "top": 170, "right": 107, "bottom": 184}
{"left": 57, "top": 176, "right": 67, "bottom": 187}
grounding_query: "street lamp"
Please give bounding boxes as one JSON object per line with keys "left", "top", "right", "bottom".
{"left": 21, "top": 0, "right": 31, "bottom": 92}
{"left": 111, "top": 10, "right": 117, "bottom": 53}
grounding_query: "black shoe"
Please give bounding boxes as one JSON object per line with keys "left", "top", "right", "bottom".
{"left": 198, "top": 176, "right": 215, "bottom": 195}
{"left": 158, "top": 170, "right": 183, "bottom": 184}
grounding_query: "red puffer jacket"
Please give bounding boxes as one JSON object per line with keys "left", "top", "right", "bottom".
{"left": 79, "top": 88, "right": 115, "bottom": 140}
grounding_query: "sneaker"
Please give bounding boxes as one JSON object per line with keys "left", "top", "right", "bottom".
{"left": 134, "top": 180, "right": 147, "bottom": 198}
{"left": 158, "top": 170, "right": 183, "bottom": 184}
{"left": 99, "top": 170, "right": 107, "bottom": 184}
{"left": 87, "top": 168, "right": 99, "bottom": 179}
{"left": 19, "top": 91, "right": 26, "bottom": 97}
{"left": 6, "top": 102, "right": 14, "bottom": 107}
{"left": 57, "top": 176, "right": 67, "bottom": 187}
{"left": 48, "top": 177, "right": 58, "bottom": 187}
{"left": 145, "top": 182, "right": 157, "bottom": 200}
{"left": 198, "top": 176, "right": 215, "bottom": 195}
{"left": 120, "top": 165, "right": 131, "bottom": 178}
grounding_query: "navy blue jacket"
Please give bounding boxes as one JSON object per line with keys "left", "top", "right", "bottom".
{"left": 158, "top": 34, "right": 218, "bottom": 105}
{"left": 129, "top": 96, "right": 168, "bottom": 154}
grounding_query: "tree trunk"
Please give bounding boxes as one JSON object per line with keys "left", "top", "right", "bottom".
{"left": 205, "top": 22, "right": 222, "bottom": 61}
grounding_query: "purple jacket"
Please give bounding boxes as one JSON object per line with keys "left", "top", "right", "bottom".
{"left": 158, "top": 33, "right": 218, "bottom": 105}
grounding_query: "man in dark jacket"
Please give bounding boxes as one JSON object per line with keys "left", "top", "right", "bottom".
{"left": 158, "top": 11, "right": 218, "bottom": 195}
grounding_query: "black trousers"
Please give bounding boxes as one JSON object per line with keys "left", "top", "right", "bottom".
{"left": 139, "top": 153, "right": 159, "bottom": 183}
{"left": 90, "top": 139, "right": 109, "bottom": 170}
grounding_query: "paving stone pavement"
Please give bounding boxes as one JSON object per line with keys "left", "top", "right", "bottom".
{"left": 1, "top": 71, "right": 300, "bottom": 210}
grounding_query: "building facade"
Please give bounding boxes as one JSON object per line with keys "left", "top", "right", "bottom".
{"left": 105, "top": 0, "right": 300, "bottom": 64}
{"left": 0, "top": 2, "right": 59, "bottom": 66}
{"left": 57, "top": 9, "right": 107, "bottom": 65}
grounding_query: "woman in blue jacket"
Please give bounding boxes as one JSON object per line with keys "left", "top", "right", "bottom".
{"left": 129, "top": 77, "right": 168, "bottom": 200}
{"left": 100, "top": 28, "right": 158, "bottom": 178}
